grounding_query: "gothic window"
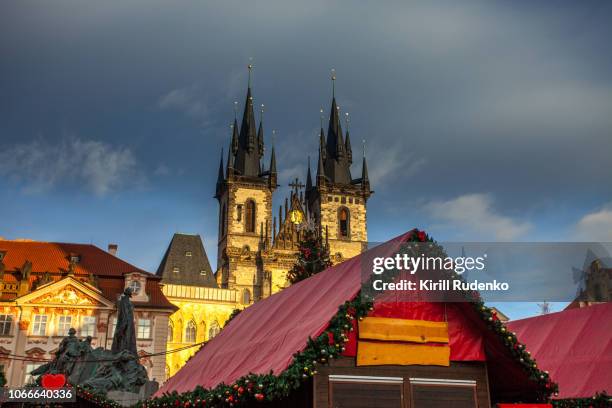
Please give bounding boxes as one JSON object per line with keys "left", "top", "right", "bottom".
{"left": 245, "top": 200, "right": 256, "bottom": 233}
{"left": 338, "top": 207, "right": 350, "bottom": 238}
{"left": 209, "top": 321, "right": 220, "bottom": 339}
{"left": 0, "top": 314, "right": 12, "bottom": 335}
{"left": 241, "top": 288, "right": 251, "bottom": 305}
{"left": 185, "top": 320, "right": 197, "bottom": 343}
{"left": 167, "top": 321, "right": 174, "bottom": 342}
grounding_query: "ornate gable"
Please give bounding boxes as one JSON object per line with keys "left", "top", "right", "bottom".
{"left": 16, "top": 277, "right": 114, "bottom": 309}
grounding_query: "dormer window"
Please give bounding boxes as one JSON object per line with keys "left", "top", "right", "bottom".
{"left": 173, "top": 267, "right": 180, "bottom": 273}
{"left": 200, "top": 270, "right": 207, "bottom": 276}
{"left": 69, "top": 254, "right": 80, "bottom": 263}
{"left": 129, "top": 280, "right": 141, "bottom": 295}
{"left": 185, "top": 251, "right": 192, "bottom": 257}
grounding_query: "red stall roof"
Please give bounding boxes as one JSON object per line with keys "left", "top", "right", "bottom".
{"left": 507, "top": 302, "right": 612, "bottom": 399}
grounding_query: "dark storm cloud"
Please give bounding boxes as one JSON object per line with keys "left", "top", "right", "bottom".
{"left": 1, "top": 0, "right": 611, "bottom": 243}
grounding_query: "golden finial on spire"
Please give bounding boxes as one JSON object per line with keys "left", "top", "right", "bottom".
{"left": 233, "top": 101, "right": 238, "bottom": 120}
{"left": 260, "top": 104, "right": 265, "bottom": 121}
{"left": 272, "top": 129, "right": 276, "bottom": 146}
{"left": 320, "top": 108, "right": 324, "bottom": 128}
{"left": 362, "top": 139, "right": 366, "bottom": 158}
{"left": 345, "top": 112, "right": 350, "bottom": 130}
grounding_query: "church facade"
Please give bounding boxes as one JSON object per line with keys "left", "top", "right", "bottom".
{"left": 214, "top": 77, "right": 372, "bottom": 301}
{"left": 159, "top": 73, "right": 373, "bottom": 378}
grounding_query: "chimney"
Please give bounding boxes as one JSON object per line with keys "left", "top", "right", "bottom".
{"left": 108, "top": 244, "right": 118, "bottom": 256}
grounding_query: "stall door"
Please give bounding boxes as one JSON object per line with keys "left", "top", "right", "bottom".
{"left": 409, "top": 378, "right": 478, "bottom": 408}
{"left": 329, "top": 375, "right": 404, "bottom": 408}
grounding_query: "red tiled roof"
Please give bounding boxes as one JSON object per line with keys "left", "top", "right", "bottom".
{"left": 0, "top": 240, "right": 175, "bottom": 310}
{"left": 0, "top": 240, "right": 145, "bottom": 276}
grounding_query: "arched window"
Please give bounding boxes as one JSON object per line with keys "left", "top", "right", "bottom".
{"left": 245, "top": 200, "right": 256, "bottom": 233}
{"left": 209, "top": 321, "right": 220, "bottom": 339}
{"left": 338, "top": 207, "right": 350, "bottom": 238}
{"left": 220, "top": 203, "right": 227, "bottom": 236}
{"left": 185, "top": 320, "right": 197, "bottom": 343}
{"left": 241, "top": 288, "right": 251, "bottom": 305}
{"left": 167, "top": 321, "right": 174, "bottom": 342}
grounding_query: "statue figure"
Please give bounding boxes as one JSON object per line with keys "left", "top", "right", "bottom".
{"left": 32, "top": 288, "right": 150, "bottom": 397}
{"left": 111, "top": 287, "right": 138, "bottom": 356}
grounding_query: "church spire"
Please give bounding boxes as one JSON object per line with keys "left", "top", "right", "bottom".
{"left": 268, "top": 130, "right": 277, "bottom": 191}
{"left": 322, "top": 70, "right": 352, "bottom": 185}
{"left": 233, "top": 64, "right": 264, "bottom": 178}
{"left": 361, "top": 139, "right": 371, "bottom": 195}
{"left": 305, "top": 156, "right": 313, "bottom": 192}
{"left": 345, "top": 112, "right": 352, "bottom": 165}
{"left": 257, "top": 104, "right": 265, "bottom": 159}
{"left": 215, "top": 148, "right": 224, "bottom": 199}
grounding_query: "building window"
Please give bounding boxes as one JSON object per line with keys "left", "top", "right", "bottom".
{"left": 81, "top": 316, "right": 96, "bottom": 337}
{"left": 129, "top": 280, "right": 142, "bottom": 295}
{"left": 57, "top": 315, "right": 72, "bottom": 336}
{"left": 168, "top": 322, "right": 174, "bottom": 342}
{"left": 0, "top": 314, "right": 12, "bottom": 335}
{"left": 172, "top": 267, "right": 180, "bottom": 273}
{"left": 137, "top": 319, "right": 151, "bottom": 339}
{"left": 185, "top": 251, "right": 192, "bottom": 257}
{"left": 209, "top": 321, "right": 220, "bottom": 339}
{"left": 24, "top": 363, "right": 43, "bottom": 385}
{"left": 200, "top": 269, "right": 207, "bottom": 276}
{"left": 185, "top": 320, "right": 196, "bottom": 343}
{"left": 338, "top": 207, "right": 350, "bottom": 238}
{"left": 245, "top": 200, "right": 256, "bottom": 233}
{"left": 241, "top": 288, "right": 251, "bottom": 305}
{"left": 32, "top": 315, "right": 48, "bottom": 336}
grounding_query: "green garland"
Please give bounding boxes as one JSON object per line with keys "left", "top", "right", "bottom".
{"left": 551, "top": 392, "right": 611, "bottom": 407}
{"left": 76, "top": 385, "right": 123, "bottom": 408}
{"left": 140, "top": 295, "right": 373, "bottom": 408}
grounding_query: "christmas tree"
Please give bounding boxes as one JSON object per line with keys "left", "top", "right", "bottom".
{"left": 286, "top": 226, "right": 332, "bottom": 284}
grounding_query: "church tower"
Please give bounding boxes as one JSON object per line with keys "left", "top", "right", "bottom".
{"left": 305, "top": 76, "right": 372, "bottom": 262}
{"left": 215, "top": 66, "right": 277, "bottom": 302}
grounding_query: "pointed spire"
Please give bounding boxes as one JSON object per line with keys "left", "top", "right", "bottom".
{"left": 321, "top": 73, "right": 352, "bottom": 184}
{"left": 233, "top": 65, "right": 263, "bottom": 178}
{"left": 361, "top": 139, "right": 370, "bottom": 193}
{"left": 305, "top": 156, "right": 313, "bottom": 191}
{"left": 231, "top": 118, "right": 239, "bottom": 154}
{"left": 317, "top": 146, "right": 325, "bottom": 187}
{"left": 215, "top": 148, "right": 225, "bottom": 199}
{"left": 226, "top": 142, "right": 234, "bottom": 178}
{"left": 268, "top": 129, "right": 277, "bottom": 192}
{"left": 345, "top": 112, "right": 353, "bottom": 165}
{"left": 257, "top": 104, "right": 265, "bottom": 158}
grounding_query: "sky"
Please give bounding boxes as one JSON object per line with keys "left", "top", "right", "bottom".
{"left": 1, "top": 1, "right": 611, "bottom": 319}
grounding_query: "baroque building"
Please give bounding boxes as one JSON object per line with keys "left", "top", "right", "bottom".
{"left": 159, "top": 70, "right": 373, "bottom": 378}
{"left": 0, "top": 239, "right": 176, "bottom": 387}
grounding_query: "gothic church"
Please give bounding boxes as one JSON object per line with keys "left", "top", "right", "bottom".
{"left": 214, "top": 73, "right": 372, "bottom": 301}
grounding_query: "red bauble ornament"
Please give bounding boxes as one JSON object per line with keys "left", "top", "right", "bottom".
{"left": 255, "top": 393, "right": 265, "bottom": 401}
{"left": 238, "top": 386, "right": 245, "bottom": 395}
{"left": 183, "top": 402, "right": 190, "bottom": 408}
{"left": 417, "top": 231, "right": 426, "bottom": 241}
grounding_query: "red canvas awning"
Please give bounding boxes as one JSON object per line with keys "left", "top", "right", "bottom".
{"left": 507, "top": 302, "right": 612, "bottom": 399}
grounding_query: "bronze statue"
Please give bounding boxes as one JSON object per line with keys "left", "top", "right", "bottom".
{"left": 111, "top": 287, "right": 138, "bottom": 356}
